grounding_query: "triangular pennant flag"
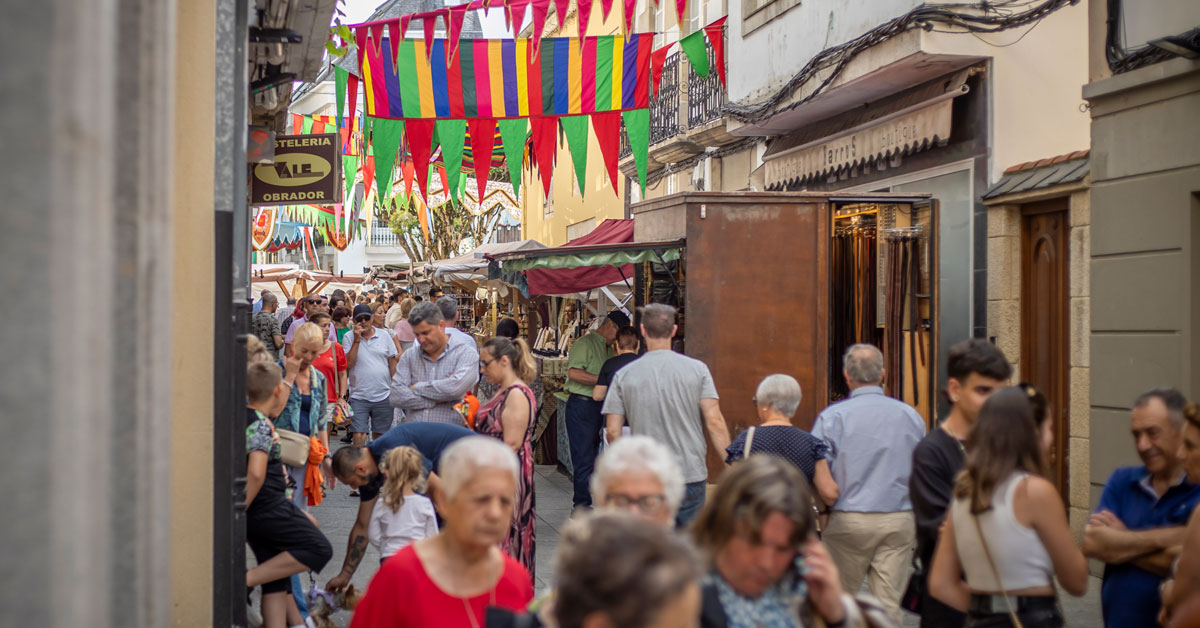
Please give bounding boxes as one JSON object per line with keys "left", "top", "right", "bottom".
{"left": 363, "top": 154, "right": 376, "bottom": 208}
{"left": 621, "top": 108, "right": 650, "bottom": 196}
{"left": 531, "top": 0, "right": 551, "bottom": 49}
{"left": 530, "top": 117, "right": 558, "bottom": 198}
{"left": 447, "top": 6, "right": 468, "bottom": 60}
{"left": 560, "top": 116, "right": 589, "bottom": 197}
{"left": 577, "top": 0, "right": 594, "bottom": 41}
{"left": 292, "top": 113, "right": 303, "bottom": 135}
{"left": 402, "top": 159, "right": 415, "bottom": 201}
{"left": 675, "top": 0, "right": 688, "bottom": 34}
{"left": 650, "top": 44, "right": 673, "bottom": 99}
{"left": 368, "top": 24, "right": 386, "bottom": 62}
{"left": 343, "top": 154, "right": 359, "bottom": 203}
{"left": 600, "top": 0, "right": 614, "bottom": 22}
{"left": 334, "top": 66, "right": 348, "bottom": 129}
{"left": 371, "top": 118, "right": 406, "bottom": 202}
{"left": 388, "top": 21, "right": 404, "bottom": 66}
{"left": 301, "top": 116, "right": 314, "bottom": 134}
{"left": 622, "top": 0, "right": 636, "bottom": 35}
{"left": 678, "top": 29, "right": 709, "bottom": 78}
{"left": 703, "top": 16, "right": 728, "bottom": 87}
{"left": 507, "top": 0, "right": 530, "bottom": 33}
{"left": 467, "top": 119, "right": 497, "bottom": 202}
{"left": 435, "top": 119, "right": 467, "bottom": 202}
{"left": 553, "top": 0, "right": 571, "bottom": 32}
{"left": 497, "top": 118, "right": 527, "bottom": 201}
{"left": 415, "top": 190, "right": 431, "bottom": 243}
{"left": 354, "top": 27, "right": 368, "bottom": 73}
{"left": 312, "top": 119, "right": 326, "bottom": 134}
{"left": 422, "top": 15, "right": 437, "bottom": 58}
{"left": 437, "top": 166, "right": 452, "bottom": 202}
{"left": 590, "top": 111, "right": 621, "bottom": 196}
{"left": 405, "top": 119, "right": 437, "bottom": 202}
{"left": 400, "top": 14, "right": 413, "bottom": 38}
{"left": 347, "top": 73, "right": 359, "bottom": 132}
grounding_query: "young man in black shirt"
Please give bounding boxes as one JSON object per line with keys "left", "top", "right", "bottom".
{"left": 593, "top": 325, "right": 640, "bottom": 403}
{"left": 908, "top": 338, "right": 1011, "bottom": 627}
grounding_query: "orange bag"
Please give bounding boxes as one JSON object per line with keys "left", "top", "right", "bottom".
{"left": 456, "top": 393, "right": 480, "bottom": 429}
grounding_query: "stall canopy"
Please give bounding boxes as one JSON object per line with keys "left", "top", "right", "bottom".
{"left": 425, "top": 239, "right": 546, "bottom": 282}
{"left": 487, "top": 219, "right": 683, "bottom": 296}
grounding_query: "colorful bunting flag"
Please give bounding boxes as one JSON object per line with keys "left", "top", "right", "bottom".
{"left": 335, "top": 66, "right": 349, "bottom": 129}
{"left": 704, "top": 16, "right": 728, "bottom": 86}
{"left": 498, "top": 118, "right": 527, "bottom": 201}
{"left": 372, "top": 118, "right": 406, "bottom": 201}
{"left": 678, "top": 29, "right": 709, "bottom": 78}
{"left": 531, "top": 0, "right": 551, "bottom": 51}
{"left": 590, "top": 111, "right": 621, "bottom": 195}
{"left": 553, "top": 0, "right": 570, "bottom": 32}
{"left": 468, "top": 119, "right": 498, "bottom": 202}
{"left": 650, "top": 43, "right": 672, "bottom": 99}
{"left": 622, "top": 0, "right": 636, "bottom": 34}
{"left": 530, "top": 116, "right": 558, "bottom": 197}
{"left": 621, "top": 108, "right": 649, "bottom": 196}
{"left": 436, "top": 119, "right": 467, "bottom": 202}
{"left": 577, "top": 0, "right": 594, "bottom": 41}
{"left": 560, "top": 115, "right": 589, "bottom": 196}
{"left": 406, "top": 119, "right": 437, "bottom": 201}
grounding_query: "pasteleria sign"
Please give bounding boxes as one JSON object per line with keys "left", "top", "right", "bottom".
{"left": 251, "top": 133, "right": 343, "bottom": 206}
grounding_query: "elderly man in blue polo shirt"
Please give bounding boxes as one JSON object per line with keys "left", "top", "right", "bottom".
{"left": 812, "top": 343, "right": 925, "bottom": 622}
{"left": 1085, "top": 388, "right": 1200, "bottom": 627}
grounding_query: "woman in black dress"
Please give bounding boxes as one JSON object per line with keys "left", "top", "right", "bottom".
{"left": 725, "top": 374, "right": 840, "bottom": 511}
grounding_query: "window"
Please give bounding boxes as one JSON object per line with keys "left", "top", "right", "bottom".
{"left": 544, "top": 189, "right": 554, "bottom": 218}
{"left": 742, "top": 0, "right": 802, "bottom": 35}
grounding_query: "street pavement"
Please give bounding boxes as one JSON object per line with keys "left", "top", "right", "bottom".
{"left": 285, "top": 450, "right": 1103, "bottom": 627}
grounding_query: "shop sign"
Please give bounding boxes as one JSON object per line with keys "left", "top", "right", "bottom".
{"left": 764, "top": 99, "right": 953, "bottom": 187}
{"left": 250, "top": 133, "right": 341, "bottom": 206}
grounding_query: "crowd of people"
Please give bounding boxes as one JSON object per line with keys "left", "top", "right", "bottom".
{"left": 244, "top": 289, "right": 1200, "bottom": 628}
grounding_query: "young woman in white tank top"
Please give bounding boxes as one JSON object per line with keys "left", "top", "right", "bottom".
{"left": 929, "top": 385, "right": 1089, "bottom": 627}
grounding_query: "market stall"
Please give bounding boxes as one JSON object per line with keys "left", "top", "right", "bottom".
{"left": 251, "top": 266, "right": 373, "bottom": 299}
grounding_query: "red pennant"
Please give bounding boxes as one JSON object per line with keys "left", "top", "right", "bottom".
{"left": 405, "top": 119, "right": 436, "bottom": 202}
{"left": 577, "top": 0, "right": 593, "bottom": 41}
{"left": 347, "top": 74, "right": 359, "bottom": 134}
{"left": 531, "top": 0, "right": 551, "bottom": 49}
{"left": 387, "top": 21, "right": 403, "bottom": 66}
{"left": 400, "top": 15, "right": 413, "bottom": 38}
{"left": 530, "top": 117, "right": 558, "bottom": 198}
{"left": 553, "top": 0, "right": 570, "bottom": 31}
{"left": 650, "top": 44, "right": 672, "bottom": 99}
{"left": 422, "top": 16, "right": 437, "bottom": 58}
{"left": 354, "top": 27, "right": 368, "bottom": 73}
{"left": 447, "top": 6, "right": 468, "bottom": 60}
{"left": 600, "top": 0, "right": 614, "bottom": 22}
{"left": 368, "top": 24, "right": 385, "bottom": 61}
{"left": 402, "top": 160, "right": 415, "bottom": 200}
{"left": 622, "top": 0, "right": 636, "bottom": 35}
{"left": 590, "top": 112, "right": 621, "bottom": 195}
{"left": 675, "top": 0, "right": 687, "bottom": 33}
{"left": 362, "top": 155, "right": 376, "bottom": 205}
{"left": 703, "top": 17, "right": 728, "bottom": 87}
{"left": 506, "top": 0, "right": 530, "bottom": 32}
{"left": 438, "top": 166, "right": 451, "bottom": 198}
{"left": 467, "top": 119, "right": 497, "bottom": 202}
{"left": 292, "top": 113, "right": 303, "bottom": 135}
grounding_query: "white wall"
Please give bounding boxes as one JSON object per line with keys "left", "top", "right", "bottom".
{"left": 726, "top": 0, "right": 922, "bottom": 103}
{"left": 1121, "top": 0, "right": 1200, "bottom": 50}
{"left": 337, "top": 238, "right": 369, "bottom": 275}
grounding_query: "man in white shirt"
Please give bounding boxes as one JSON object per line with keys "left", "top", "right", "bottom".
{"left": 343, "top": 303, "right": 399, "bottom": 447}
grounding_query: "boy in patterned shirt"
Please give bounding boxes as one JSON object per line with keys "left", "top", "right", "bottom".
{"left": 244, "top": 362, "right": 333, "bottom": 624}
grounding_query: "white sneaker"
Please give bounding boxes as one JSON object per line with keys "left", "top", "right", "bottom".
{"left": 246, "top": 587, "right": 264, "bottom": 627}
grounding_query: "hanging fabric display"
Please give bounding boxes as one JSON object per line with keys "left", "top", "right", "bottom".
{"left": 355, "top": 32, "right": 653, "bottom": 120}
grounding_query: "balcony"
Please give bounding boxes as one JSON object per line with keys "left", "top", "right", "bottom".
{"left": 368, "top": 219, "right": 399, "bottom": 248}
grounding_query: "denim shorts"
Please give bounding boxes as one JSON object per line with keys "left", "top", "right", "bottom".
{"left": 349, "top": 397, "right": 392, "bottom": 434}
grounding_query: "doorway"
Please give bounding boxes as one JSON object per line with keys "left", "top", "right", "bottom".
{"left": 1020, "top": 199, "right": 1069, "bottom": 495}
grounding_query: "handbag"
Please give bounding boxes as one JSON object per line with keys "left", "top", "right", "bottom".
{"left": 330, "top": 344, "right": 353, "bottom": 428}
{"left": 743, "top": 426, "right": 757, "bottom": 457}
{"left": 276, "top": 428, "right": 311, "bottom": 467}
{"left": 974, "top": 514, "right": 1025, "bottom": 628}
{"left": 900, "top": 556, "right": 924, "bottom": 614}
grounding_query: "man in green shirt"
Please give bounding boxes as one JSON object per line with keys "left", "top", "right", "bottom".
{"left": 565, "top": 310, "right": 629, "bottom": 508}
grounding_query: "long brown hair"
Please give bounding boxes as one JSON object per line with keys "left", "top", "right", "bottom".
{"left": 379, "top": 446, "right": 426, "bottom": 513}
{"left": 482, "top": 336, "right": 537, "bottom": 383}
{"left": 954, "top": 386, "right": 1046, "bottom": 514}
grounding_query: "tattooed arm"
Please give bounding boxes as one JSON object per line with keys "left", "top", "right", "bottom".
{"left": 326, "top": 497, "right": 375, "bottom": 592}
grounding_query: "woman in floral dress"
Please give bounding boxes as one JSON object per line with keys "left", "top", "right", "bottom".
{"left": 474, "top": 335, "right": 539, "bottom": 577}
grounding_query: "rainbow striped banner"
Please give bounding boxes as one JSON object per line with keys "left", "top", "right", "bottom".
{"left": 359, "top": 33, "right": 653, "bottom": 120}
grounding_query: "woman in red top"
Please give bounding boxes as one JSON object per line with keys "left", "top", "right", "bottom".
{"left": 349, "top": 436, "right": 533, "bottom": 627}
{"left": 308, "top": 313, "right": 347, "bottom": 434}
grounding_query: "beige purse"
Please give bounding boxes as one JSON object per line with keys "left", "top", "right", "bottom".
{"left": 974, "top": 515, "right": 1024, "bottom": 628}
{"left": 276, "top": 428, "right": 310, "bottom": 467}
{"left": 743, "top": 426, "right": 757, "bottom": 457}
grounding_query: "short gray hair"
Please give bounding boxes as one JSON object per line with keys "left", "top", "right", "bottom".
{"left": 1134, "top": 387, "right": 1188, "bottom": 430}
{"left": 592, "top": 436, "right": 685, "bottom": 517}
{"left": 436, "top": 295, "right": 458, "bottom": 322}
{"left": 843, "top": 343, "right": 884, "bottom": 384}
{"left": 408, "top": 301, "right": 444, "bottom": 326}
{"left": 438, "top": 436, "right": 519, "bottom": 500}
{"left": 261, "top": 292, "right": 277, "bottom": 305}
{"left": 755, "top": 374, "right": 803, "bottom": 417}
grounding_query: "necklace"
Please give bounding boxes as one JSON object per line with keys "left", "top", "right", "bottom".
{"left": 941, "top": 424, "right": 967, "bottom": 454}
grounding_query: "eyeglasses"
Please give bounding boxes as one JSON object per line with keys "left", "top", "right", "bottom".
{"left": 605, "top": 493, "right": 667, "bottom": 513}
{"left": 479, "top": 358, "right": 495, "bottom": 369}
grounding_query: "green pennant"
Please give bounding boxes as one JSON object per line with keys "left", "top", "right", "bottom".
{"left": 679, "top": 30, "right": 710, "bottom": 78}
{"left": 621, "top": 109, "right": 650, "bottom": 196}
{"left": 371, "top": 118, "right": 405, "bottom": 202}
{"left": 335, "top": 67, "right": 349, "bottom": 129}
{"left": 497, "top": 118, "right": 527, "bottom": 201}
{"left": 560, "top": 115, "right": 590, "bottom": 197}
{"left": 342, "top": 154, "right": 358, "bottom": 204}
{"left": 301, "top": 115, "right": 314, "bottom": 135}
{"left": 458, "top": 171, "right": 468, "bottom": 202}
{"left": 435, "top": 119, "right": 467, "bottom": 203}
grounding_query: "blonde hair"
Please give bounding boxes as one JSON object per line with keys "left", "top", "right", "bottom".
{"left": 245, "top": 335, "right": 273, "bottom": 364}
{"left": 292, "top": 321, "right": 324, "bottom": 347}
{"left": 482, "top": 336, "right": 537, "bottom": 383}
{"left": 400, "top": 298, "right": 417, "bottom": 318}
{"left": 380, "top": 446, "right": 427, "bottom": 513}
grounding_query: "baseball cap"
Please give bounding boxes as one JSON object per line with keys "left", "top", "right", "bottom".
{"left": 606, "top": 310, "right": 631, "bottom": 327}
{"left": 352, "top": 304, "right": 373, "bottom": 321}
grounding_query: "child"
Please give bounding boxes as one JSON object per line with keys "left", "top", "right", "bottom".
{"left": 367, "top": 446, "right": 438, "bottom": 562}
{"left": 244, "top": 361, "right": 333, "bottom": 628}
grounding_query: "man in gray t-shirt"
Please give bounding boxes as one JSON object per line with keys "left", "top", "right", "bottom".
{"left": 602, "top": 304, "right": 730, "bottom": 527}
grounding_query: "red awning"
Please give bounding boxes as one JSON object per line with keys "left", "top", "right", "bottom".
{"left": 525, "top": 219, "right": 634, "bottom": 295}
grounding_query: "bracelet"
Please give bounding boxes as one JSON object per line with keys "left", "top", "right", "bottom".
{"left": 281, "top": 380, "right": 294, "bottom": 389}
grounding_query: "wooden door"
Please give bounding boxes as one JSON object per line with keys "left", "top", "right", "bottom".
{"left": 1020, "top": 201, "right": 1069, "bottom": 495}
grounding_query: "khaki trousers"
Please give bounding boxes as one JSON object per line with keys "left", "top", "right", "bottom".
{"left": 822, "top": 510, "right": 915, "bottom": 623}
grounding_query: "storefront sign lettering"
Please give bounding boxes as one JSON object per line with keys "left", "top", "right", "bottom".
{"left": 250, "top": 133, "right": 341, "bottom": 206}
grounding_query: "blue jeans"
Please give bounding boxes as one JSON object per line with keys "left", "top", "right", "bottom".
{"left": 291, "top": 574, "right": 309, "bottom": 619}
{"left": 565, "top": 394, "right": 604, "bottom": 507}
{"left": 676, "top": 481, "right": 707, "bottom": 528}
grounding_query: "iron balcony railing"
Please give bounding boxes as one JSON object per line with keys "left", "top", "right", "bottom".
{"left": 369, "top": 218, "right": 399, "bottom": 247}
{"left": 649, "top": 52, "right": 681, "bottom": 145}
{"left": 688, "top": 42, "right": 726, "bottom": 128}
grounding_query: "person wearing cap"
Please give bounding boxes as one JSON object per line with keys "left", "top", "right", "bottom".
{"left": 342, "top": 303, "right": 399, "bottom": 453}
{"left": 564, "top": 309, "right": 628, "bottom": 511}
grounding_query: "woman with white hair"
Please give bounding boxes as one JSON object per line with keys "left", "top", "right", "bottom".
{"left": 591, "top": 435, "right": 686, "bottom": 528}
{"left": 726, "top": 374, "right": 840, "bottom": 510}
{"left": 349, "top": 436, "right": 534, "bottom": 628}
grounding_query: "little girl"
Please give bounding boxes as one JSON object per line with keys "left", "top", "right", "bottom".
{"left": 367, "top": 446, "right": 438, "bottom": 563}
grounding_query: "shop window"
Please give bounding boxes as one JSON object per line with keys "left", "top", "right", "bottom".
{"left": 742, "top": 0, "right": 802, "bottom": 35}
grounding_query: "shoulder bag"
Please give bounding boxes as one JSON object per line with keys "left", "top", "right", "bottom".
{"left": 743, "top": 426, "right": 756, "bottom": 458}
{"left": 330, "top": 343, "right": 354, "bottom": 429}
{"left": 276, "top": 367, "right": 314, "bottom": 467}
